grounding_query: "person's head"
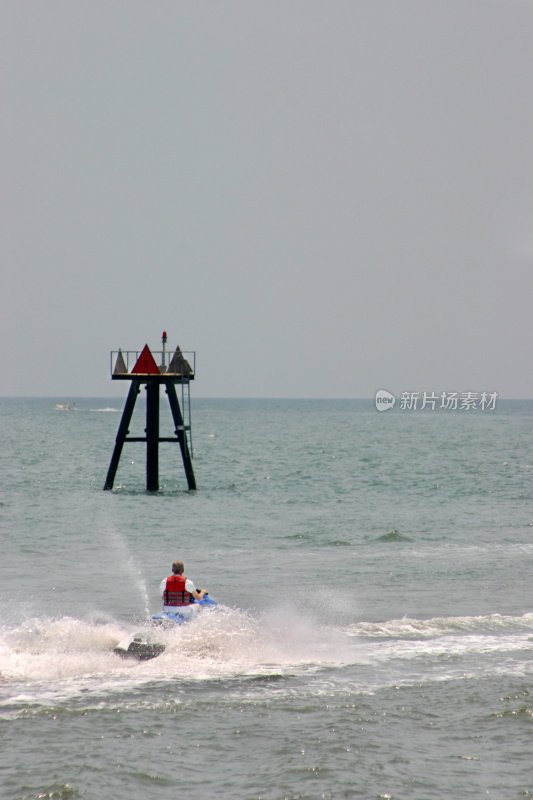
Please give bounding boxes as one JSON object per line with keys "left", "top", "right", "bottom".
{"left": 172, "top": 560, "right": 185, "bottom": 575}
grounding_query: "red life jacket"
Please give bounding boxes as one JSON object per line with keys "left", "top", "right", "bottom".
{"left": 164, "top": 574, "right": 194, "bottom": 606}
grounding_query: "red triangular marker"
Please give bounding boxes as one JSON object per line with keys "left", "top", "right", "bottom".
{"left": 132, "top": 344, "right": 160, "bottom": 374}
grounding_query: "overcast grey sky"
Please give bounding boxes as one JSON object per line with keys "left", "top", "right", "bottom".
{"left": 2, "top": 0, "right": 532, "bottom": 398}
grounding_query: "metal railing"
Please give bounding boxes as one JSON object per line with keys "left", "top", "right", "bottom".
{"left": 110, "top": 349, "right": 196, "bottom": 377}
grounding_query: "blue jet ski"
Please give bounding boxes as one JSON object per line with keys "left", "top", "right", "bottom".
{"left": 114, "top": 596, "right": 217, "bottom": 660}
{"left": 151, "top": 594, "right": 217, "bottom": 625}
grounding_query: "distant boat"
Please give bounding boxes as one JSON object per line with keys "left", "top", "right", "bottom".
{"left": 55, "top": 403, "right": 74, "bottom": 410}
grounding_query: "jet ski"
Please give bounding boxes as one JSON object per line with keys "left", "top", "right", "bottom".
{"left": 113, "top": 595, "right": 217, "bottom": 661}
{"left": 113, "top": 635, "right": 166, "bottom": 661}
{"left": 151, "top": 594, "right": 217, "bottom": 625}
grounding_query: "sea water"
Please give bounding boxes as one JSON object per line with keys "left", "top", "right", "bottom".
{"left": 0, "top": 397, "right": 532, "bottom": 800}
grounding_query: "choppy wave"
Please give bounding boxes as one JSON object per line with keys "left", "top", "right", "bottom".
{"left": 348, "top": 611, "right": 533, "bottom": 638}
{"left": 374, "top": 529, "right": 412, "bottom": 542}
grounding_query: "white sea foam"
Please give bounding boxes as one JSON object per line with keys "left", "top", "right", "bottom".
{"left": 0, "top": 603, "right": 357, "bottom": 696}
{"left": 2, "top": 607, "right": 532, "bottom": 699}
{"left": 0, "top": 617, "right": 126, "bottom": 686}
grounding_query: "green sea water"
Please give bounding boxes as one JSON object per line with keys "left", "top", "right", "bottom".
{"left": 1, "top": 397, "right": 532, "bottom": 799}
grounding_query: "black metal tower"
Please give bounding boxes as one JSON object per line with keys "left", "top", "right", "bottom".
{"left": 104, "top": 333, "right": 196, "bottom": 491}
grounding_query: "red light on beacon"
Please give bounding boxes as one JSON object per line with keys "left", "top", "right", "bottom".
{"left": 162, "top": 331, "right": 167, "bottom": 342}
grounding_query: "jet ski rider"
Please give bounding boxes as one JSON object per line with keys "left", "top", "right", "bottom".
{"left": 159, "top": 559, "right": 208, "bottom": 621}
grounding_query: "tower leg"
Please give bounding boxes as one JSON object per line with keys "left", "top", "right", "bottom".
{"left": 146, "top": 381, "right": 160, "bottom": 491}
{"left": 166, "top": 382, "right": 197, "bottom": 490}
{"left": 104, "top": 381, "right": 140, "bottom": 490}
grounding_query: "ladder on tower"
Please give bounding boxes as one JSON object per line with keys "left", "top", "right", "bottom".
{"left": 180, "top": 381, "right": 194, "bottom": 458}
